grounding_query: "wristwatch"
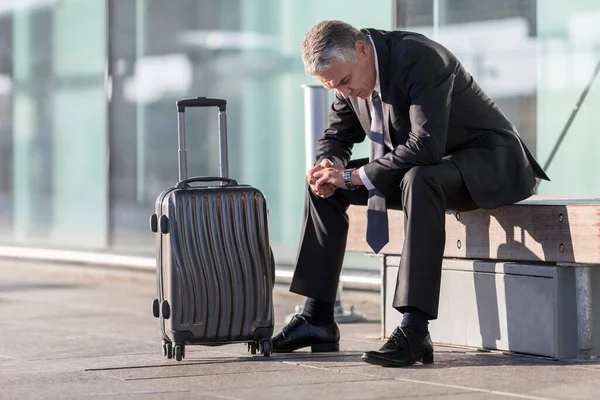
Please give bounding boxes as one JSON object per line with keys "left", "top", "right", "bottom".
{"left": 343, "top": 169, "right": 358, "bottom": 190}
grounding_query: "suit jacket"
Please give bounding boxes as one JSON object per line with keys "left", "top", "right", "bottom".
{"left": 315, "top": 28, "right": 549, "bottom": 210}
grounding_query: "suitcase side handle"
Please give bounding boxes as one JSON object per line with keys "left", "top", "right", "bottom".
{"left": 176, "top": 97, "right": 226, "bottom": 112}
{"left": 176, "top": 177, "right": 239, "bottom": 189}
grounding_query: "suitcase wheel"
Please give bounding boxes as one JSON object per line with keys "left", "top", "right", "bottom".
{"left": 174, "top": 343, "right": 184, "bottom": 361}
{"left": 260, "top": 339, "right": 272, "bottom": 357}
{"left": 149, "top": 214, "right": 158, "bottom": 233}
{"left": 162, "top": 341, "right": 173, "bottom": 359}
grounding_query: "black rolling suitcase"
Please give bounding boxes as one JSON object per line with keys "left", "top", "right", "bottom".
{"left": 150, "top": 97, "right": 275, "bottom": 361}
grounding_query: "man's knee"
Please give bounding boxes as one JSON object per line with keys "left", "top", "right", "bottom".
{"left": 400, "top": 166, "right": 438, "bottom": 193}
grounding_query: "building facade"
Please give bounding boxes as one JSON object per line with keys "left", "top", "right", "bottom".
{"left": 0, "top": 0, "right": 599, "bottom": 267}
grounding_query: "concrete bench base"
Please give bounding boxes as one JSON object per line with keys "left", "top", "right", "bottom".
{"left": 382, "top": 256, "right": 600, "bottom": 359}
{"left": 348, "top": 198, "right": 600, "bottom": 359}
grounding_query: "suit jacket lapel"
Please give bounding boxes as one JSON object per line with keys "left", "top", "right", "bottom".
{"left": 363, "top": 28, "right": 391, "bottom": 103}
{"left": 351, "top": 98, "right": 372, "bottom": 136}
{"left": 363, "top": 28, "right": 393, "bottom": 148}
{"left": 352, "top": 97, "right": 392, "bottom": 149}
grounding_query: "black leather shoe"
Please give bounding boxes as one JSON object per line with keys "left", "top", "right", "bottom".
{"left": 272, "top": 314, "right": 340, "bottom": 353}
{"left": 361, "top": 327, "right": 434, "bottom": 367}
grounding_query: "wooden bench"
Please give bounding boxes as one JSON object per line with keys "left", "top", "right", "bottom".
{"left": 346, "top": 197, "right": 600, "bottom": 359}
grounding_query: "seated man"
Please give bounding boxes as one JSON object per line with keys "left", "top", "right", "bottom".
{"left": 271, "top": 20, "right": 549, "bottom": 367}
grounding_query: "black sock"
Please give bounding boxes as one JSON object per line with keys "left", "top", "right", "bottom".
{"left": 301, "top": 297, "right": 334, "bottom": 326}
{"left": 400, "top": 306, "right": 429, "bottom": 335}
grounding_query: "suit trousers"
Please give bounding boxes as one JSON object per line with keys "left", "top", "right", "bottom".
{"left": 289, "top": 158, "right": 478, "bottom": 319}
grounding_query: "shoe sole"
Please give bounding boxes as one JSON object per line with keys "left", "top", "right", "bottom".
{"left": 273, "top": 342, "right": 340, "bottom": 353}
{"left": 361, "top": 352, "right": 434, "bottom": 367}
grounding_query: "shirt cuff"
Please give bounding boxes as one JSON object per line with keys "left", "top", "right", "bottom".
{"left": 358, "top": 166, "right": 376, "bottom": 190}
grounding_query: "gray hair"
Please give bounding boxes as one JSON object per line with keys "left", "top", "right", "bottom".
{"left": 302, "top": 20, "right": 370, "bottom": 76}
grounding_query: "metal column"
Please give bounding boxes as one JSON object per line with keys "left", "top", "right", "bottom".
{"left": 302, "top": 85, "right": 329, "bottom": 171}
{"left": 575, "top": 266, "right": 594, "bottom": 359}
{"left": 285, "top": 85, "right": 365, "bottom": 324}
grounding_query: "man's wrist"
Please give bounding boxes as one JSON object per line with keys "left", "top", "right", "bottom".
{"left": 350, "top": 169, "right": 363, "bottom": 187}
{"left": 343, "top": 169, "right": 357, "bottom": 190}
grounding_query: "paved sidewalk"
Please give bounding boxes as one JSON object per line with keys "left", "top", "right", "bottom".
{"left": 1, "top": 259, "right": 599, "bottom": 400}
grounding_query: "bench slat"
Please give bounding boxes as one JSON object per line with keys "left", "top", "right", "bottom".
{"left": 346, "top": 202, "right": 600, "bottom": 264}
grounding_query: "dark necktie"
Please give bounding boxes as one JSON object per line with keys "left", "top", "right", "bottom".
{"left": 366, "top": 92, "right": 389, "bottom": 254}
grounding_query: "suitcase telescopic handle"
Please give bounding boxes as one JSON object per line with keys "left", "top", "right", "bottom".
{"left": 176, "top": 97, "right": 226, "bottom": 112}
{"left": 175, "top": 97, "right": 228, "bottom": 183}
{"left": 176, "top": 177, "right": 238, "bottom": 189}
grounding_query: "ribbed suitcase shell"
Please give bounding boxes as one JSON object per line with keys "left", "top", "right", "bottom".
{"left": 153, "top": 183, "right": 274, "bottom": 358}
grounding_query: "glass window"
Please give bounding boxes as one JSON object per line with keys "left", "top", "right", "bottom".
{"left": 0, "top": 0, "right": 394, "bottom": 264}
{"left": 0, "top": 0, "right": 108, "bottom": 248}
{"left": 0, "top": 12, "right": 13, "bottom": 242}
{"left": 536, "top": 0, "right": 600, "bottom": 196}
{"left": 395, "top": 0, "right": 600, "bottom": 197}
{"left": 108, "top": 0, "right": 393, "bottom": 263}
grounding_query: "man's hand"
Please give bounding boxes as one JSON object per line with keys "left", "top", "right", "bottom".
{"left": 308, "top": 159, "right": 348, "bottom": 198}
{"left": 307, "top": 159, "right": 342, "bottom": 198}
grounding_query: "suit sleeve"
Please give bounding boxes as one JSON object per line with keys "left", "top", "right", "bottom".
{"left": 362, "top": 44, "right": 455, "bottom": 197}
{"left": 314, "top": 93, "right": 366, "bottom": 168}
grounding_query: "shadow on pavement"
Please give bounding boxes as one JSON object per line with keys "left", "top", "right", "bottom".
{"left": 95, "top": 349, "right": 600, "bottom": 372}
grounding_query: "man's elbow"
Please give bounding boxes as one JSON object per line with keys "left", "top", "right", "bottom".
{"left": 407, "top": 133, "right": 446, "bottom": 165}
{"left": 421, "top": 146, "right": 445, "bottom": 165}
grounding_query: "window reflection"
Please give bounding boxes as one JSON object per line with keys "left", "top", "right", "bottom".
{"left": 395, "top": 0, "right": 600, "bottom": 196}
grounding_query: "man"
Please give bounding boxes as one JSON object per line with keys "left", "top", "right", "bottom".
{"left": 271, "top": 20, "right": 549, "bottom": 367}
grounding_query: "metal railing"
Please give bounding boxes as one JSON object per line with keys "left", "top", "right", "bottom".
{"left": 284, "top": 85, "right": 368, "bottom": 324}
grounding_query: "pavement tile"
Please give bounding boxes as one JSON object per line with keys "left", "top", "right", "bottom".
{"left": 1, "top": 260, "right": 599, "bottom": 400}
{"left": 206, "top": 378, "right": 472, "bottom": 400}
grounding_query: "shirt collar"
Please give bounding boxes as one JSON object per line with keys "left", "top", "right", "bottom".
{"left": 368, "top": 34, "right": 381, "bottom": 95}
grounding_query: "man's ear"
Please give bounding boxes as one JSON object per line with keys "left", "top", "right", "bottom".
{"left": 355, "top": 41, "right": 369, "bottom": 56}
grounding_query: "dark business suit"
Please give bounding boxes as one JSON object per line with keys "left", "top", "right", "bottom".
{"left": 290, "top": 28, "right": 549, "bottom": 319}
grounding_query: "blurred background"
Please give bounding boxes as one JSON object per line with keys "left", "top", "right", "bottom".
{"left": 0, "top": 0, "right": 598, "bottom": 271}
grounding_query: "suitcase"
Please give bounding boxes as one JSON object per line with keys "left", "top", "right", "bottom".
{"left": 150, "top": 97, "right": 275, "bottom": 361}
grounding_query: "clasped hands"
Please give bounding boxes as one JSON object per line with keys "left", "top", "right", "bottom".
{"left": 307, "top": 159, "right": 347, "bottom": 199}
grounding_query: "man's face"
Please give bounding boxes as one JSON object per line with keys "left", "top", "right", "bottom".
{"left": 316, "top": 41, "right": 376, "bottom": 100}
